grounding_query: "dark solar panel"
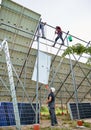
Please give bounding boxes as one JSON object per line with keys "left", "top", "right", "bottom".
{"left": 0, "top": 102, "right": 39, "bottom": 127}
{"left": 68, "top": 102, "right": 91, "bottom": 120}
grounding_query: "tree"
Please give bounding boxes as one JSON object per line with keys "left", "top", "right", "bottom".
{"left": 62, "top": 43, "right": 91, "bottom": 65}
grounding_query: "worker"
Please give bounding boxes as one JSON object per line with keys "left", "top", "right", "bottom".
{"left": 39, "top": 21, "right": 46, "bottom": 39}
{"left": 46, "top": 87, "right": 58, "bottom": 126}
{"left": 52, "top": 26, "right": 64, "bottom": 47}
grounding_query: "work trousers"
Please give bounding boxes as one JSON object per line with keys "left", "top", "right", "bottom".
{"left": 54, "top": 32, "right": 64, "bottom": 45}
{"left": 49, "top": 107, "right": 58, "bottom": 126}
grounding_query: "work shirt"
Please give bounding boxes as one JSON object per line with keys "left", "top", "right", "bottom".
{"left": 48, "top": 92, "right": 55, "bottom": 108}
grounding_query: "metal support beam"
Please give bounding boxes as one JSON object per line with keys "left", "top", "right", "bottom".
{"left": 35, "top": 20, "right": 40, "bottom": 124}
{"left": 0, "top": 39, "right": 21, "bottom": 130}
{"left": 67, "top": 38, "right": 80, "bottom": 120}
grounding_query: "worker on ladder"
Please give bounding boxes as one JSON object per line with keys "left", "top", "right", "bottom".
{"left": 52, "top": 26, "right": 64, "bottom": 47}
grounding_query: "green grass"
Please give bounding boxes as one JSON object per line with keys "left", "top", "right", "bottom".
{"left": 40, "top": 106, "right": 67, "bottom": 116}
{"left": 30, "top": 128, "right": 71, "bottom": 130}
{"left": 83, "top": 121, "right": 91, "bottom": 128}
{"left": 40, "top": 106, "right": 91, "bottom": 129}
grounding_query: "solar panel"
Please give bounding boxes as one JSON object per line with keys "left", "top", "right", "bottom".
{"left": 0, "top": 102, "right": 40, "bottom": 127}
{"left": 68, "top": 102, "right": 91, "bottom": 120}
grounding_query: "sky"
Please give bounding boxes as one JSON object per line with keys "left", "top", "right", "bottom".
{"left": 12, "top": 0, "right": 91, "bottom": 42}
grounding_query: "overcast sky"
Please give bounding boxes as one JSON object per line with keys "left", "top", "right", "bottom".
{"left": 12, "top": 0, "right": 91, "bottom": 42}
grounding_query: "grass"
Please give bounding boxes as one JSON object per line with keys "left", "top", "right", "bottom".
{"left": 40, "top": 106, "right": 68, "bottom": 116}
{"left": 40, "top": 106, "right": 91, "bottom": 129}
{"left": 31, "top": 127, "right": 72, "bottom": 130}
{"left": 83, "top": 121, "right": 91, "bottom": 128}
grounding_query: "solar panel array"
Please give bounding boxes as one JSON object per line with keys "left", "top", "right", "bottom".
{"left": 68, "top": 102, "right": 91, "bottom": 120}
{"left": 0, "top": 102, "right": 39, "bottom": 127}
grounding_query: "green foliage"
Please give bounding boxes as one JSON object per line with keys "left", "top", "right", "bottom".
{"left": 86, "top": 57, "right": 91, "bottom": 65}
{"left": 83, "top": 122, "right": 91, "bottom": 128}
{"left": 40, "top": 106, "right": 49, "bottom": 116}
{"left": 40, "top": 106, "right": 66, "bottom": 116}
{"left": 87, "top": 46, "right": 91, "bottom": 54}
{"left": 62, "top": 46, "right": 73, "bottom": 57}
{"left": 74, "top": 43, "right": 86, "bottom": 54}
{"left": 56, "top": 107, "right": 61, "bottom": 114}
{"left": 41, "top": 106, "right": 48, "bottom": 112}
{"left": 62, "top": 43, "right": 91, "bottom": 57}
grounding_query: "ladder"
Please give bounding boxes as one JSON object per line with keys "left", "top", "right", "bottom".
{"left": 0, "top": 39, "right": 21, "bottom": 130}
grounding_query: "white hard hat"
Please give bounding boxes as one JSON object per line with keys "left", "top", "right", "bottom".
{"left": 50, "top": 87, "right": 55, "bottom": 92}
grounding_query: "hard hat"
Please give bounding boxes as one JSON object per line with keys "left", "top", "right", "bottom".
{"left": 50, "top": 87, "right": 55, "bottom": 92}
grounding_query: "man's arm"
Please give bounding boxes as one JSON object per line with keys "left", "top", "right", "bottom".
{"left": 46, "top": 96, "right": 52, "bottom": 104}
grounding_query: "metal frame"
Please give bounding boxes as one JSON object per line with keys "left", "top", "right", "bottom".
{"left": 0, "top": 0, "right": 91, "bottom": 127}
{"left": 0, "top": 39, "right": 21, "bottom": 130}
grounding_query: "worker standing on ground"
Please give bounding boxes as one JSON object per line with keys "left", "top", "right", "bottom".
{"left": 52, "top": 26, "right": 64, "bottom": 47}
{"left": 46, "top": 87, "right": 58, "bottom": 126}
